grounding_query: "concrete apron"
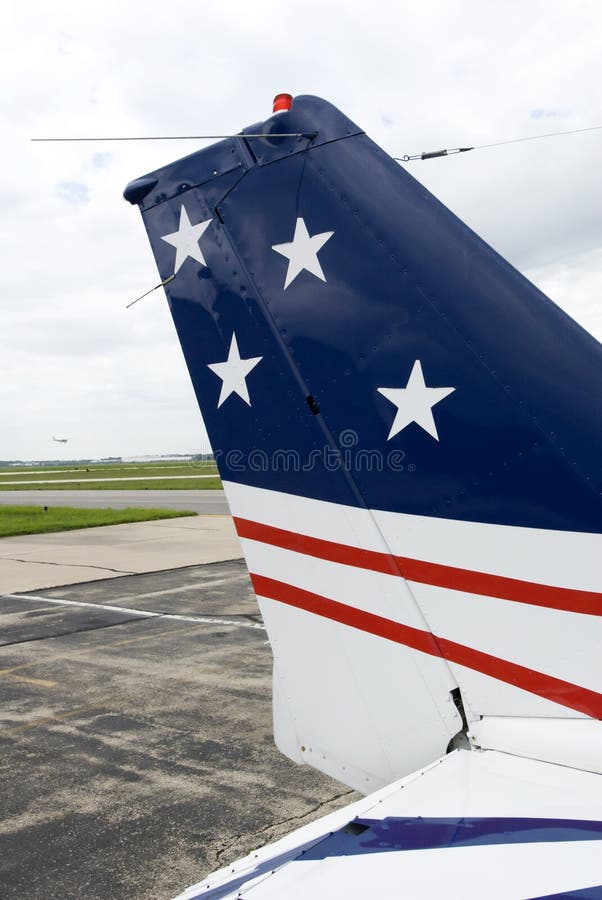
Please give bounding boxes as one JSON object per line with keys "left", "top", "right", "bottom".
{"left": 0, "top": 515, "right": 242, "bottom": 594}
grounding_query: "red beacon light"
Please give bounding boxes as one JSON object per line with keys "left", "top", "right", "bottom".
{"left": 273, "top": 93, "right": 293, "bottom": 114}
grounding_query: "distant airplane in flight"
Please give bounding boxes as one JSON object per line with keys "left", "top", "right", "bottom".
{"left": 51, "top": 436, "right": 69, "bottom": 443}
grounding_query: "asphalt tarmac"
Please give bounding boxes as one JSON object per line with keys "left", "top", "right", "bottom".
{"left": 0, "top": 490, "right": 229, "bottom": 514}
{"left": 0, "top": 562, "right": 356, "bottom": 899}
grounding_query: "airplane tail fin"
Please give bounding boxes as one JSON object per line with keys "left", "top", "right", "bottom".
{"left": 125, "top": 95, "right": 602, "bottom": 792}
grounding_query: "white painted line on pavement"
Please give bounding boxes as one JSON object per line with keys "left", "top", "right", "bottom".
{"left": 3, "top": 593, "right": 265, "bottom": 631}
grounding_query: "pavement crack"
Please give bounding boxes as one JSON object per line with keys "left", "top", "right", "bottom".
{"left": 4, "top": 556, "right": 135, "bottom": 575}
{"left": 212, "top": 788, "right": 356, "bottom": 867}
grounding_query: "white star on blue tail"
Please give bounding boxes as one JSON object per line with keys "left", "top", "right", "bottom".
{"left": 378, "top": 360, "right": 455, "bottom": 441}
{"left": 272, "top": 217, "right": 334, "bottom": 289}
{"left": 160, "top": 205, "right": 211, "bottom": 274}
{"left": 207, "top": 334, "right": 263, "bottom": 408}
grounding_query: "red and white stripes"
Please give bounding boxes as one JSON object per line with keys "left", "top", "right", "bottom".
{"left": 226, "top": 481, "right": 602, "bottom": 720}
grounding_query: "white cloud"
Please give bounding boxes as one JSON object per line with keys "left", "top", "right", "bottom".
{"left": 1, "top": 0, "right": 601, "bottom": 459}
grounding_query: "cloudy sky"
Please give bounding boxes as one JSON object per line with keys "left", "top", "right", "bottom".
{"left": 2, "top": 0, "right": 601, "bottom": 460}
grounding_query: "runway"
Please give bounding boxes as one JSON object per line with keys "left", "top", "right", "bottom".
{"left": 0, "top": 474, "right": 218, "bottom": 486}
{"left": 0, "top": 489, "right": 230, "bottom": 514}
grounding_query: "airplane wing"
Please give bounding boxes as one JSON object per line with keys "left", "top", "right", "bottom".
{"left": 174, "top": 749, "right": 602, "bottom": 900}
{"left": 124, "top": 94, "right": 602, "bottom": 897}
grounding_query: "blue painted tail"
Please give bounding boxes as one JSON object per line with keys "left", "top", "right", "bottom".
{"left": 126, "top": 96, "right": 602, "bottom": 791}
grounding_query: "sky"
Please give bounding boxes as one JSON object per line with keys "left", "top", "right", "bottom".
{"left": 2, "top": 0, "right": 601, "bottom": 460}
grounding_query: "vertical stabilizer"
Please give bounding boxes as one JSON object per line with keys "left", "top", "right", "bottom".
{"left": 125, "top": 95, "right": 602, "bottom": 791}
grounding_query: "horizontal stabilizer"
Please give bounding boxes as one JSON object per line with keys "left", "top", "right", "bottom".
{"left": 174, "top": 749, "right": 602, "bottom": 900}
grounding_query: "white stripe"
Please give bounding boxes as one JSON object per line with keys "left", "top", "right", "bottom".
{"left": 224, "top": 481, "right": 602, "bottom": 591}
{"left": 412, "top": 581, "right": 602, "bottom": 691}
{"left": 241, "top": 537, "right": 601, "bottom": 702}
{"left": 224, "top": 483, "right": 601, "bottom": 719}
{"left": 240, "top": 538, "right": 428, "bottom": 629}
{"left": 448, "top": 661, "right": 579, "bottom": 718}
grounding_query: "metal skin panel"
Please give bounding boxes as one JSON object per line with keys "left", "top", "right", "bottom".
{"left": 257, "top": 594, "right": 459, "bottom": 793}
{"left": 127, "top": 95, "right": 602, "bottom": 534}
{"left": 173, "top": 750, "right": 602, "bottom": 900}
{"left": 470, "top": 717, "right": 602, "bottom": 773}
{"left": 238, "top": 480, "right": 462, "bottom": 788}
{"left": 123, "top": 138, "right": 253, "bottom": 211}
{"left": 227, "top": 481, "right": 601, "bottom": 724}
{"left": 228, "top": 480, "right": 602, "bottom": 590}
{"left": 241, "top": 97, "right": 361, "bottom": 167}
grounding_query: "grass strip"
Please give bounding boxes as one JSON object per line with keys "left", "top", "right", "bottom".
{"left": 0, "top": 477, "right": 223, "bottom": 491}
{"left": 0, "top": 506, "right": 198, "bottom": 538}
{"left": 0, "top": 466, "right": 218, "bottom": 482}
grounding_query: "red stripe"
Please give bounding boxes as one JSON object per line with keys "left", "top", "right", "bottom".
{"left": 234, "top": 517, "right": 602, "bottom": 616}
{"left": 251, "top": 573, "right": 602, "bottom": 719}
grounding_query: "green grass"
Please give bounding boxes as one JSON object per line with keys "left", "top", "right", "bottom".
{"left": 0, "top": 477, "right": 223, "bottom": 491}
{"left": 0, "top": 505, "right": 198, "bottom": 538}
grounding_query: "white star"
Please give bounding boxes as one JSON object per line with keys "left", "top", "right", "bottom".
{"left": 207, "top": 333, "right": 263, "bottom": 408}
{"left": 160, "top": 205, "right": 211, "bottom": 274}
{"left": 377, "top": 360, "right": 455, "bottom": 441}
{"left": 272, "top": 217, "right": 334, "bottom": 289}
